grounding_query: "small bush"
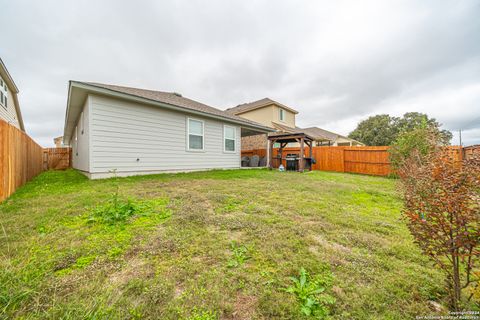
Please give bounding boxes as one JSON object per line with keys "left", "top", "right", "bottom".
{"left": 399, "top": 149, "right": 480, "bottom": 310}
{"left": 285, "top": 268, "right": 336, "bottom": 318}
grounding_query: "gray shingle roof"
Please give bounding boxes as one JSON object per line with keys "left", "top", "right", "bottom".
{"left": 226, "top": 98, "right": 299, "bottom": 115}
{"left": 83, "top": 82, "right": 273, "bottom": 130}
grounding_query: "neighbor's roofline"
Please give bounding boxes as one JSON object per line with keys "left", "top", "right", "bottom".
{"left": 228, "top": 98, "right": 299, "bottom": 115}
{"left": 0, "top": 58, "right": 24, "bottom": 131}
{"left": 63, "top": 81, "right": 274, "bottom": 143}
{"left": 0, "top": 58, "right": 19, "bottom": 93}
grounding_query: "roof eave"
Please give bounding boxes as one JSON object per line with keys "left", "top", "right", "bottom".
{"left": 0, "top": 58, "right": 19, "bottom": 93}
{"left": 229, "top": 100, "right": 299, "bottom": 115}
{"left": 12, "top": 93, "right": 25, "bottom": 131}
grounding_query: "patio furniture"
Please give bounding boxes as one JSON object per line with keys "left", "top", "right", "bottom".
{"left": 241, "top": 156, "right": 250, "bottom": 167}
{"left": 249, "top": 155, "right": 259, "bottom": 167}
{"left": 268, "top": 132, "right": 314, "bottom": 172}
{"left": 259, "top": 156, "right": 267, "bottom": 167}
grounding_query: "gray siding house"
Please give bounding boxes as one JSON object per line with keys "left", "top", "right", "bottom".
{"left": 63, "top": 81, "right": 273, "bottom": 179}
{"left": 0, "top": 58, "right": 24, "bottom": 131}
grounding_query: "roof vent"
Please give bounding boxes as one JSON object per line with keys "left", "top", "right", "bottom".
{"left": 173, "top": 92, "right": 182, "bottom": 97}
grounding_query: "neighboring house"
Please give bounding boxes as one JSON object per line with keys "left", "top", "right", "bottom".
{"left": 226, "top": 98, "right": 298, "bottom": 129}
{"left": 53, "top": 136, "right": 64, "bottom": 148}
{"left": 62, "top": 81, "right": 273, "bottom": 179}
{"left": 0, "top": 58, "right": 25, "bottom": 131}
{"left": 226, "top": 98, "right": 363, "bottom": 149}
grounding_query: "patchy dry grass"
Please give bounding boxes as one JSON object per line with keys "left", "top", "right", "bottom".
{"left": 0, "top": 169, "right": 449, "bottom": 319}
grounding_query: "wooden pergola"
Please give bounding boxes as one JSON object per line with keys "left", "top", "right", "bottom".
{"left": 268, "top": 132, "right": 314, "bottom": 172}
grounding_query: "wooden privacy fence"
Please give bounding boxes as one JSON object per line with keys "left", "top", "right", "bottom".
{"left": 0, "top": 119, "right": 44, "bottom": 201}
{"left": 464, "top": 145, "right": 480, "bottom": 160}
{"left": 242, "top": 146, "right": 464, "bottom": 176}
{"left": 43, "top": 147, "right": 72, "bottom": 170}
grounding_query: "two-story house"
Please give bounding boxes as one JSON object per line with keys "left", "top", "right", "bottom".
{"left": 226, "top": 98, "right": 363, "bottom": 151}
{"left": 0, "top": 58, "right": 24, "bottom": 131}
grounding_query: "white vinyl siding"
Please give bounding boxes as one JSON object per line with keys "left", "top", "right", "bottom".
{"left": 0, "top": 76, "right": 20, "bottom": 128}
{"left": 224, "top": 125, "right": 236, "bottom": 152}
{"left": 71, "top": 97, "right": 90, "bottom": 172}
{"left": 86, "top": 94, "right": 241, "bottom": 175}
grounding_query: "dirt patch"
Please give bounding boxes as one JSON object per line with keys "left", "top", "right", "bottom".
{"left": 227, "top": 294, "right": 258, "bottom": 320}
{"left": 109, "top": 257, "right": 154, "bottom": 286}
{"left": 311, "top": 234, "right": 352, "bottom": 254}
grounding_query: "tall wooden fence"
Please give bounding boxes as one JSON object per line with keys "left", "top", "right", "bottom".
{"left": 0, "top": 119, "right": 44, "bottom": 201}
{"left": 242, "top": 146, "right": 464, "bottom": 176}
{"left": 464, "top": 145, "right": 480, "bottom": 160}
{"left": 43, "top": 147, "right": 72, "bottom": 170}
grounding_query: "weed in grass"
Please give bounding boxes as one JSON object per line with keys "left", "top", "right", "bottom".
{"left": 215, "top": 196, "right": 244, "bottom": 214}
{"left": 285, "top": 267, "right": 336, "bottom": 318}
{"left": 185, "top": 309, "right": 218, "bottom": 320}
{"left": 227, "top": 241, "right": 250, "bottom": 268}
{"left": 88, "top": 196, "right": 138, "bottom": 224}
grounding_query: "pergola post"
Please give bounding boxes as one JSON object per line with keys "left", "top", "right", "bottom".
{"left": 299, "top": 137, "right": 305, "bottom": 172}
{"left": 308, "top": 140, "right": 313, "bottom": 171}
{"left": 268, "top": 138, "right": 275, "bottom": 169}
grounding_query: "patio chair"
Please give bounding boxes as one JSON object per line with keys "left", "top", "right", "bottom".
{"left": 241, "top": 156, "right": 250, "bottom": 167}
{"left": 259, "top": 156, "right": 267, "bottom": 167}
{"left": 249, "top": 155, "right": 259, "bottom": 167}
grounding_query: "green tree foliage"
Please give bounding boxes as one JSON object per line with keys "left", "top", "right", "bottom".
{"left": 348, "top": 114, "right": 398, "bottom": 146}
{"left": 389, "top": 125, "right": 448, "bottom": 170}
{"left": 348, "top": 112, "right": 452, "bottom": 146}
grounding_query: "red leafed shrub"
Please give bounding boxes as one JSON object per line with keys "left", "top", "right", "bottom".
{"left": 399, "top": 148, "right": 480, "bottom": 310}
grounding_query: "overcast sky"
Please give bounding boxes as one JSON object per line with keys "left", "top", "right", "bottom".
{"left": 1, "top": 0, "right": 479, "bottom": 147}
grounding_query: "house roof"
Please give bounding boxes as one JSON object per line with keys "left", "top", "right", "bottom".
{"left": 302, "top": 126, "right": 364, "bottom": 144}
{"left": 226, "top": 98, "right": 299, "bottom": 115}
{"left": 63, "top": 81, "right": 274, "bottom": 144}
{"left": 271, "top": 121, "right": 297, "bottom": 133}
{"left": 0, "top": 58, "right": 25, "bottom": 131}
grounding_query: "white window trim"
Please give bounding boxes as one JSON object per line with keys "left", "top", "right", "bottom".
{"left": 279, "top": 108, "right": 285, "bottom": 122}
{"left": 186, "top": 117, "right": 205, "bottom": 152}
{"left": 223, "top": 125, "right": 236, "bottom": 153}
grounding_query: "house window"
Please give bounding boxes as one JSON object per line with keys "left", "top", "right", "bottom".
{"left": 224, "top": 125, "right": 236, "bottom": 152}
{"left": 187, "top": 118, "right": 204, "bottom": 150}
{"left": 279, "top": 108, "right": 285, "bottom": 121}
{"left": 0, "top": 77, "right": 6, "bottom": 109}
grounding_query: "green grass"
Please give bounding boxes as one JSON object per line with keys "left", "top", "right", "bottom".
{"left": 0, "top": 169, "right": 447, "bottom": 319}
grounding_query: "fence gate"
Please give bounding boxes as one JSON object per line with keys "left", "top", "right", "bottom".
{"left": 43, "top": 147, "right": 72, "bottom": 170}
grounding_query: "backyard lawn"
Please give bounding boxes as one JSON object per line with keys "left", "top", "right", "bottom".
{"left": 0, "top": 169, "right": 446, "bottom": 319}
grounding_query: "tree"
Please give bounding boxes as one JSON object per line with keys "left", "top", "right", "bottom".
{"left": 348, "top": 114, "right": 399, "bottom": 146}
{"left": 389, "top": 124, "right": 448, "bottom": 170}
{"left": 398, "top": 147, "right": 480, "bottom": 310}
{"left": 397, "top": 112, "right": 452, "bottom": 144}
{"left": 348, "top": 112, "right": 452, "bottom": 146}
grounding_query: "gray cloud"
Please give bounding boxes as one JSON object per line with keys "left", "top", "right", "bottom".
{"left": 1, "top": 0, "right": 479, "bottom": 146}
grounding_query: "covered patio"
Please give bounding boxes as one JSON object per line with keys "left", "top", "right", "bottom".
{"left": 268, "top": 132, "right": 314, "bottom": 172}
